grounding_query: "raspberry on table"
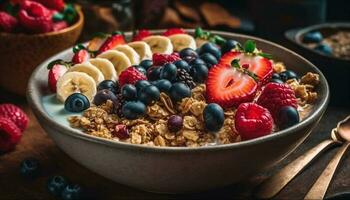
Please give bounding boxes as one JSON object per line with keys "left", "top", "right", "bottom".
{"left": 0, "top": 117, "right": 22, "bottom": 153}
{"left": 0, "top": 104, "right": 29, "bottom": 133}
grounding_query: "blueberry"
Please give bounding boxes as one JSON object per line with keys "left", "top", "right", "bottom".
{"left": 270, "top": 79, "right": 284, "bottom": 84}
{"left": 203, "top": 103, "right": 224, "bottom": 132}
{"left": 169, "top": 82, "right": 191, "bottom": 102}
{"left": 279, "top": 70, "right": 299, "bottom": 82}
{"left": 93, "top": 89, "right": 118, "bottom": 106}
{"left": 47, "top": 175, "right": 68, "bottom": 196}
{"left": 179, "top": 48, "right": 198, "bottom": 59}
{"left": 153, "top": 79, "right": 172, "bottom": 93}
{"left": 135, "top": 80, "right": 151, "bottom": 91}
{"left": 160, "top": 63, "right": 177, "bottom": 81}
{"left": 65, "top": 93, "right": 90, "bottom": 113}
{"left": 189, "top": 58, "right": 205, "bottom": 66}
{"left": 20, "top": 158, "right": 40, "bottom": 179}
{"left": 199, "top": 53, "right": 218, "bottom": 68}
{"left": 121, "top": 84, "right": 137, "bottom": 100}
{"left": 174, "top": 60, "right": 191, "bottom": 72}
{"left": 182, "top": 55, "right": 196, "bottom": 63}
{"left": 167, "top": 115, "right": 183, "bottom": 132}
{"left": 134, "top": 65, "right": 146, "bottom": 75}
{"left": 61, "top": 184, "right": 82, "bottom": 200}
{"left": 221, "top": 39, "right": 241, "bottom": 54}
{"left": 147, "top": 66, "right": 162, "bottom": 81}
{"left": 122, "top": 101, "right": 146, "bottom": 119}
{"left": 314, "top": 43, "right": 332, "bottom": 55}
{"left": 97, "top": 80, "right": 119, "bottom": 94}
{"left": 303, "top": 31, "right": 323, "bottom": 43}
{"left": 278, "top": 106, "right": 300, "bottom": 129}
{"left": 198, "top": 43, "right": 221, "bottom": 59}
{"left": 138, "top": 85, "right": 160, "bottom": 105}
{"left": 139, "top": 59, "right": 153, "bottom": 71}
{"left": 190, "top": 64, "right": 208, "bottom": 83}
{"left": 272, "top": 73, "right": 281, "bottom": 80}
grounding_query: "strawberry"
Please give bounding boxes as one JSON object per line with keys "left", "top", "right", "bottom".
{"left": 87, "top": 36, "right": 107, "bottom": 52}
{"left": 52, "top": 20, "right": 68, "bottom": 31}
{"left": 152, "top": 52, "right": 181, "bottom": 66}
{"left": 206, "top": 64, "right": 258, "bottom": 108}
{"left": 119, "top": 67, "right": 147, "bottom": 87}
{"left": 97, "top": 34, "right": 126, "bottom": 55}
{"left": 72, "top": 49, "right": 89, "bottom": 64}
{"left": 163, "top": 28, "right": 186, "bottom": 36}
{"left": 33, "top": 0, "right": 65, "bottom": 12}
{"left": 0, "top": 104, "right": 29, "bottom": 133}
{"left": 48, "top": 63, "right": 67, "bottom": 93}
{"left": 132, "top": 29, "right": 151, "bottom": 41}
{"left": 18, "top": 9, "right": 53, "bottom": 33}
{"left": 0, "top": 11, "right": 18, "bottom": 32}
{"left": 257, "top": 82, "right": 298, "bottom": 120}
{"left": 219, "top": 51, "right": 273, "bottom": 85}
{"left": 235, "top": 103, "right": 274, "bottom": 140}
{"left": 0, "top": 117, "right": 22, "bottom": 153}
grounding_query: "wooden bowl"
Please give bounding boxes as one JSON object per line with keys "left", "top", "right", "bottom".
{"left": 0, "top": 7, "right": 84, "bottom": 96}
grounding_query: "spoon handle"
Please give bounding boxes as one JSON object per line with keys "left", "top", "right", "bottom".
{"left": 255, "top": 139, "right": 336, "bottom": 199}
{"left": 304, "top": 142, "right": 350, "bottom": 200}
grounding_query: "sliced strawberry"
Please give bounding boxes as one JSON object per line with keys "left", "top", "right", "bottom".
{"left": 163, "top": 28, "right": 186, "bottom": 36}
{"left": 97, "top": 34, "right": 126, "bottom": 55}
{"left": 72, "top": 49, "right": 89, "bottom": 64}
{"left": 48, "top": 64, "right": 67, "bottom": 93}
{"left": 206, "top": 64, "right": 258, "bottom": 108}
{"left": 220, "top": 51, "right": 273, "bottom": 85}
{"left": 87, "top": 37, "right": 107, "bottom": 52}
{"left": 132, "top": 29, "right": 151, "bottom": 41}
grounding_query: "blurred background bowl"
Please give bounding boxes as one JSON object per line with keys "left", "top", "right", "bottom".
{"left": 0, "top": 6, "right": 84, "bottom": 96}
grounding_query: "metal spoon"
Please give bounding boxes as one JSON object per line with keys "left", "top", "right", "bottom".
{"left": 304, "top": 116, "right": 350, "bottom": 200}
{"left": 255, "top": 128, "right": 341, "bottom": 199}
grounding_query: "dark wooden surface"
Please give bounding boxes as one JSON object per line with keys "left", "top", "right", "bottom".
{"left": 0, "top": 88, "right": 349, "bottom": 200}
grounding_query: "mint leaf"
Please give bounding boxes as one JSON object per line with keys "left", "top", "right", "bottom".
{"left": 213, "top": 35, "right": 226, "bottom": 46}
{"left": 73, "top": 44, "right": 86, "bottom": 53}
{"left": 52, "top": 13, "right": 64, "bottom": 22}
{"left": 244, "top": 40, "right": 256, "bottom": 53}
{"left": 231, "top": 59, "right": 241, "bottom": 69}
{"left": 194, "top": 27, "right": 204, "bottom": 38}
{"left": 258, "top": 52, "right": 273, "bottom": 59}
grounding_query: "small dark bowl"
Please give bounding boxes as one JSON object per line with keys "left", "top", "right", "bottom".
{"left": 285, "top": 22, "right": 350, "bottom": 107}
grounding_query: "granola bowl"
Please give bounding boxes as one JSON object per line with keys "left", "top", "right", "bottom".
{"left": 27, "top": 30, "right": 329, "bottom": 193}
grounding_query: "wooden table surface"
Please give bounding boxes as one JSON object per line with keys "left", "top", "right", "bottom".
{"left": 1, "top": 88, "right": 349, "bottom": 200}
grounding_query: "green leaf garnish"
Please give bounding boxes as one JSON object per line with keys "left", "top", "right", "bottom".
{"left": 244, "top": 40, "right": 256, "bottom": 53}
{"left": 258, "top": 52, "right": 273, "bottom": 59}
{"left": 73, "top": 44, "right": 86, "bottom": 53}
{"left": 4, "top": 3, "right": 19, "bottom": 17}
{"left": 230, "top": 58, "right": 259, "bottom": 82}
{"left": 194, "top": 27, "right": 204, "bottom": 38}
{"left": 52, "top": 13, "right": 64, "bottom": 22}
{"left": 213, "top": 35, "right": 227, "bottom": 46}
{"left": 47, "top": 59, "right": 71, "bottom": 70}
{"left": 231, "top": 59, "right": 241, "bottom": 69}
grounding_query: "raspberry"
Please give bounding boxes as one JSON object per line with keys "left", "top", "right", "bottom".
{"left": 18, "top": 9, "right": 53, "bottom": 33}
{"left": 0, "top": 117, "right": 22, "bottom": 153}
{"left": 235, "top": 103, "right": 274, "bottom": 140}
{"left": 33, "top": 0, "right": 65, "bottom": 11}
{"left": 119, "top": 67, "right": 147, "bottom": 87}
{"left": 257, "top": 83, "right": 298, "bottom": 120}
{"left": 152, "top": 53, "right": 181, "bottom": 66}
{"left": 20, "top": 0, "right": 55, "bottom": 18}
{"left": 163, "top": 28, "right": 186, "bottom": 36}
{"left": 0, "top": 11, "right": 18, "bottom": 32}
{"left": 52, "top": 20, "right": 68, "bottom": 31}
{"left": 0, "top": 104, "right": 29, "bottom": 132}
{"left": 132, "top": 29, "right": 151, "bottom": 41}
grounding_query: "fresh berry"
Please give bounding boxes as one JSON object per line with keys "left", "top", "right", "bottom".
{"left": 112, "top": 124, "right": 129, "bottom": 139}
{"left": 189, "top": 58, "right": 205, "bottom": 66}
{"left": 167, "top": 115, "right": 183, "bottom": 132}
{"left": 65, "top": 93, "right": 90, "bottom": 112}
{"left": 97, "top": 34, "right": 126, "bottom": 55}
{"left": 97, "top": 80, "right": 119, "bottom": 94}
{"left": 303, "top": 31, "right": 323, "bottom": 43}
{"left": 203, "top": 103, "right": 224, "bottom": 132}
{"left": 221, "top": 39, "right": 241, "bottom": 54}
{"left": 52, "top": 21, "right": 68, "bottom": 31}
{"left": 169, "top": 82, "right": 191, "bottom": 102}
{"left": 206, "top": 64, "right": 257, "bottom": 108}
{"left": 153, "top": 79, "right": 172, "bottom": 93}
{"left": 115, "top": 93, "right": 125, "bottom": 117}
{"left": 18, "top": 9, "right": 52, "bottom": 33}
{"left": 20, "top": 158, "right": 40, "bottom": 179}
{"left": 135, "top": 80, "right": 151, "bottom": 91}
{"left": 314, "top": 43, "right": 332, "bottom": 55}
{"left": 199, "top": 52, "right": 218, "bottom": 68}
{"left": 219, "top": 51, "right": 273, "bottom": 85}
{"left": 119, "top": 66, "right": 147, "bottom": 87}
{"left": 182, "top": 55, "right": 196, "bottom": 64}
{"left": 33, "top": 0, "right": 65, "bottom": 11}
{"left": 121, "top": 84, "right": 137, "bottom": 100}
{"left": 152, "top": 52, "right": 181, "bottom": 66}
{"left": 0, "top": 104, "right": 29, "bottom": 132}
{"left": 279, "top": 70, "right": 299, "bottom": 82}
{"left": 160, "top": 63, "right": 177, "bottom": 81}
{"left": 179, "top": 48, "right": 198, "bottom": 59}
{"left": 177, "top": 68, "right": 196, "bottom": 89}
{"left": 139, "top": 59, "right": 153, "bottom": 71}
{"left": 0, "top": 117, "right": 21, "bottom": 153}
{"left": 72, "top": 49, "right": 89, "bottom": 64}
{"left": 93, "top": 89, "right": 118, "bottom": 106}
{"left": 61, "top": 184, "right": 83, "bottom": 200}
{"left": 174, "top": 60, "right": 190, "bottom": 72}
{"left": 48, "top": 64, "right": 67, "bottom": 93}
{"left": 132, "top": 29, "right": 151, "bottom": 41}
{"left": 147, "top": 66, "right": 162, "bottom": 81}
{"left": 198, "top": 43, "right": 221, "bottom": 60}
{"left": 190, "top": 63, "right": 208, "bottom": 83}
{"left": 47, "top": 175, "right": 68, "bottom": 196}
{"left": 138, "top": 85, "right": 160, "bottom": 105}
{"left": 163, "top": 28, "right": 186, "bottom": 36}
{"left": 277, "top": 106, "right": 300, "bottom": 129}
{"left": 87, "top": 36, "right": 107, "bottom": 52}
{"left": 272, "top": 73, "right": 281, "bottom": 80}
{"left": 235, "top": 103, "right": 274, "bottom": 140}
{"left": 0, "top": 11, "right": 18, "bottom": 32}
{"left": 122, "top": 101, "right": 146, "bottom": 120}
{"left": 20, "top": 0, "right": 54, "bottom": 18}
{"left": 257, "top": 82, "right": 298, "bottom": 119}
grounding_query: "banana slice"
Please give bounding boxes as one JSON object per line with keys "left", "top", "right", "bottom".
{"left": 56, "top": 71, "right": 97, "bottom": 102}
{"left": 128, "top": 41, "right": 152, "bottom": 60}
{"left": 143, "top": 35, "right": 173, "bottom": 54}
{"left": 97, "top": 50, "right": 131, "bottom": 75}
{"left": 114, "top": 45, "right": 140, "bottom": 65}
{"left": 168, "top": 34, "right": 196, "bottom": 52}
{"left": 89, "top": 58, "right": 118, "bottom": 81}
{"left": 67, "top": 63, "right": 104, "bottom": 84}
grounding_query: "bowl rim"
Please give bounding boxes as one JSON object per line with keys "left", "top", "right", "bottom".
{"left": 27, "top": 29, "right": 330, "bottom": 153}
{"left": 0, "top": 5, "right": 84, "bottom": 37}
